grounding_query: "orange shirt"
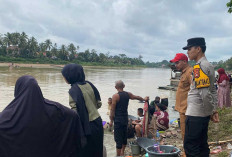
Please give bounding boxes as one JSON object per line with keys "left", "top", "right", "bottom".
{"left": 175, "top": 66, "right": 193, "bottom": 113}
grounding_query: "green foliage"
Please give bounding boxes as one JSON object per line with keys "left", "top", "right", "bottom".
{"left": 218, "top": 151, "right": 229, "bottom": 157}
{"left": 215, "top": 57, "right": 232, "bottom": 71}
{"left": 208, "top": 107, "right": 232, "bottom": 142}
{"left": 227, "top": 0, "right": 232, "bottom": 13}
{"left": 146, "top": 60, "right": 174, "bottom": 68}
{"left": 1, "top": 32, "right": 230, "bottom": 69}
{"left": 0, "top": 32, "right": 147, "bottom": 67}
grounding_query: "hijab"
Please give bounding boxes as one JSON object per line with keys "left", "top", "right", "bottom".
{"left": 0, "top": 75, "right": 84, "bottom": 157}
{"left": 156, "top": 103, "right": 167, "bottom": 111}
{"left": 62, "top": 64, "right": 101, "bottom": 136}
{"left": 62, "top": 64, "right": 85, "bottom": 84}
{"left": 217, "top": 68, "right": 229, "bottom": 83}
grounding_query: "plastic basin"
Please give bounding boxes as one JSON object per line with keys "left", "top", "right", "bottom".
{"left": 145, "top": 145, "right": 180, "bottom": 157}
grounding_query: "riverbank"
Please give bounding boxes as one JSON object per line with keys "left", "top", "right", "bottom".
{"left": 106, "top": 105, "right": 232, "bottom": 157}
{"left": 0, "top": 62, "right": 148, "bottom": 69}
{"left": 106, "top": 101, "right": 232, "bottom": 157}
{"left": 0, "top": 62, "right": 63, "bottom": 68}
{"left": 0, "top": 55, "right": 148, "bottom": 68}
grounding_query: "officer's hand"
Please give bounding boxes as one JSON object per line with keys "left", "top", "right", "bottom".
{"left": 211, "top": 112, "right": 219, "bottom": 123}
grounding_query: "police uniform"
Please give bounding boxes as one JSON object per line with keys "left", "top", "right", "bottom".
{"left": 184, "top": 57, "right": 217, "bottom": 157}
{"left": 183, "top": 38, "right": 218, "bottom": 157}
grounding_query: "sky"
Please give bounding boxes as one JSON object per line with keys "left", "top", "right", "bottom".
{"left": 0, "top": 0, "right": 231, "bottom": 62}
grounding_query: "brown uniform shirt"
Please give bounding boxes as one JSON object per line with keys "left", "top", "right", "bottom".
{"left": 175, "top": 65, "right": 193, "bottom": 113}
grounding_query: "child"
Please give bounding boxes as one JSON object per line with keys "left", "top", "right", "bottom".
{"left": 132, "top": 108, "right": 144, "bottom": 137}
{"left": 107, "top": 97, "right": 112, "bottom": 115}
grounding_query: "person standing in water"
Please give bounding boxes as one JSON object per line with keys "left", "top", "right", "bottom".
{"left": 109, "top": 80, "right": 148, "bottom": 156}
{"left": 62, "top": 64, "right": 103, "bottom": 157}
{"left": 107, "top": 97, "right": 112, "bottom": 115}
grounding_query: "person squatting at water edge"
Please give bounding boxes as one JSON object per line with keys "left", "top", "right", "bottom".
{"left": 170, "top": 53, "right": 193, "bottom": 157}
{"left": 109, "top": 80, "right": 149, "bottom": 157}
{"left": 152, "top": 103, "right": 169, "bottom": 131}
{"left": 0, "top": 75, "right": 85, "bottom": 157}
{"left": 132, "top": 108, "right": 144, "bottom": 137}
{"left": 147, "top": 99, "right": 170, "bottom": 139}
{"left": 217, "top": 68, "right": 231, "bottom": 108}
{"left": 62, "top": 64, "right": 104, "bottom": 157}
{"left": 182, "top": 37, "right": 219, "bottom": 157}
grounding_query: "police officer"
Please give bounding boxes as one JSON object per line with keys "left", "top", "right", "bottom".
{"left": 182, "top": 37, "right": 219, "bottom": 157}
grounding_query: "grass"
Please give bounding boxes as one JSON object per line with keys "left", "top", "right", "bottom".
{"left": 218, "top": 151, "right": 229, "bottom": 157}
{"left": 208, "top": 107, "right": 232, "bottom": 142}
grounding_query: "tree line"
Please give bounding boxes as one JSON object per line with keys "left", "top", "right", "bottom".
{"left": 0, "top": 32, "right": 146, "bottom": 66}
{"left": 0, "top": 32, "right": 231, "bottom": 70}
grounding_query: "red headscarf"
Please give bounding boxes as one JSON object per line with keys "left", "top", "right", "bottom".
{"left": 217, "top": 68, "right": 229, "bottom": 83}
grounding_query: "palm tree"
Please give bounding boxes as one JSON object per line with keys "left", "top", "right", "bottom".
{"left": 28, "top": 36, "right": 38, "bottom": 57}
{"left": 45, "top": 39, "right": 52, "bottom": 51}
{"left": 4, "top": 32, "right": 12, "bottom": 47}
{"left": 19, "top": 32, "right": 28, "bottom": 49}
{"left": 68, "top": 43, "right": 77, "bottom": 61}
{"left": 21, "top": 32, "right": 28, "bottom": 39}
{"left": 68, "top": 43, "right": 76, "bottom": 54}
{"left": 51, "top": 43, "right": 58, "bottom": 57}
{"left": 0, "top": 34, "right": 7, "bottom": 55}
{"left": 11, "top": 32, "right": 20, "bottom": 46}
{"left": 39, "top": 43, "right": 46, "bottom": 52}
{"left": 58, "top": 45, "right": 68, "bottom": 60}
{"left": 0, "top": 34, "right": 5, "bottom": 47}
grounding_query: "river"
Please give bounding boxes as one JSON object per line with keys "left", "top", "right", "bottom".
{"left": 0, "top": 66, "right": 178, "bottom": 156}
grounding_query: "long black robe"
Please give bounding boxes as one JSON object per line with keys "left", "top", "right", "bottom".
{"left": 0, "top": 75, "right": 84, "bottom": 157}
{"left": 62, "top": 64, "right": 103, "bottom": 157}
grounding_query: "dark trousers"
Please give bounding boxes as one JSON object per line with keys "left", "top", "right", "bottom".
{"left": 184, "top": 116, "right": 210, "bottom": 157}
{"left": 114, "top": 123, "right": 128, "bottom": 149}
{"left": 78, "top": 117, "right": 103, "bottom": 157}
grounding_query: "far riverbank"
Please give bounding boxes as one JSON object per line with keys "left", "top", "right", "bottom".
{"left": 0, "top": 62, "right": 149, "bottom": 69}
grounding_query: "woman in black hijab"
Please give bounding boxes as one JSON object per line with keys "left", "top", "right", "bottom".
{"left": 0, "top": 75, "right": 84, "bottom": 157}
{"left": 62, "top": 64, "right": 103, "bottom": 157}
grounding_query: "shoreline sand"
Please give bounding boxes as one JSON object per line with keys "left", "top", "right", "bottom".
{"left": 0, "top": 62, "right": 64, "bottom": 69}
{"left": 0, "top": 62, "right": 147, "bottom": 69}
